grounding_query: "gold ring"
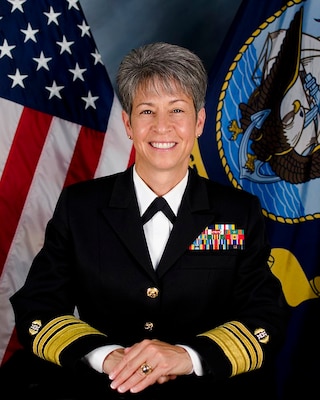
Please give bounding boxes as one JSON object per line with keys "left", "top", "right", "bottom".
{"left": 140, "top": 362, "right": 153, "bottom": 375}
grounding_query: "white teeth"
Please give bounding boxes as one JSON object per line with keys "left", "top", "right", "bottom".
{"left": 151, "top": 142, "right": 175, "bottom": 149}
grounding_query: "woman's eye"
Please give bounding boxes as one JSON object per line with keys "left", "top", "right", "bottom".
{"left": 173, "top": 109, "right": 183, "bottom": 113}
{"left": 141, "top": 110, "right": 152, "bottom": 114}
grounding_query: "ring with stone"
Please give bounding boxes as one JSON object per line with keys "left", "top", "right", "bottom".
{"left": 140, "top": 362, "right": 153, "bottom": 375}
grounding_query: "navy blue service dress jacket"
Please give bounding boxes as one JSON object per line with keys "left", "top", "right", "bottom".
{"left": 8, "top": 166, "right": 288, "bottom": 398}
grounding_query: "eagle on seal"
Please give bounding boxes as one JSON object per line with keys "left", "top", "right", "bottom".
{"left": 236, "top": 7, "right": 320, "bottom": 184}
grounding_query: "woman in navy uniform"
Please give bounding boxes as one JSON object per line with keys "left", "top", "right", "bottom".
{"left": 3, "top": 42, "right": 288, "bottom": 399}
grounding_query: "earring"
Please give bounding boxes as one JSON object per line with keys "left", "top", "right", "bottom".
{"left": 128, "top": 135, "right": 132, "bottom": 140}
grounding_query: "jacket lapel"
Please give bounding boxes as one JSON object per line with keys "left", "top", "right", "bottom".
{"left": 100, "top": 167, "right": 156, "bottom": 279}
{"left": 157, "top": 169, "right": 216, "bottom": 277}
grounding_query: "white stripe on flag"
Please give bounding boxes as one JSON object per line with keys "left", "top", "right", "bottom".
{"left": 95, "top": 96, "right": 133, "bottom": 177}
{"left": 0, "top": 98, "right": 23, "bottom": 179}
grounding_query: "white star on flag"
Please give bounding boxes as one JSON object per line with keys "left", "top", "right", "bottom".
{"left": 33, "top": 51, "right": 52, "bottom": 71}
{"left": 8, "top": 68, "right": 28, "bottom": 88}
{"left": 46, "top": 81, "right": 64, "bottom": 99}
{"left": 82, "top": 90, "right": 99, "bottom": 109}
{"left": 20, "top": 23, "right": 39, "bottom": 42}
{"left": 0, "top": 39, "right": 16, "bottom": 58}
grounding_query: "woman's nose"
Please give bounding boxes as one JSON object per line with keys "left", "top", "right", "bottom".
{"left": 153, "top": 113, "right": 170, "bottom": 133}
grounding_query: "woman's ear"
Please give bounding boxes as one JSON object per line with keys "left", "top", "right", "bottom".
{"left": 195, "top": 107, "right": 206, "bottom": 137}
{"left": 122, "top": 110, "right": 133, "bottom": 139}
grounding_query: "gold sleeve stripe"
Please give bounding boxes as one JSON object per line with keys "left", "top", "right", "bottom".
{"left": 198, "top": 321, "right": 263, "bottom": 376}
{"left": 32, "top": 315, "right": 107, "bottom": 365}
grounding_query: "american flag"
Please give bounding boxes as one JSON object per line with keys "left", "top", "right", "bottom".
{"left": 0, "top": 0, "right": 134, "bottom": 365}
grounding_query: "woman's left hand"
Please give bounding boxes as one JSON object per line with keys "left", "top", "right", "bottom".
{"left": 108, "top": 339, "right": 193, "bottom": 394}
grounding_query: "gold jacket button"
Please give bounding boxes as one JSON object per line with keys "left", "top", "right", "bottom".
{"left": 144, "top": 321, "right": 154, "bottom": 331}
{"left": 147, "top": 287, "right": 159, "bottom": 298}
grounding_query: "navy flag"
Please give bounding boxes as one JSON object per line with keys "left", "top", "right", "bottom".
{"left": 192, "top": 0, "right": 320, "bottom": 398}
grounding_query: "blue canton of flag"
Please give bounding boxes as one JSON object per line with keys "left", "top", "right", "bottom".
{"left": 0, "top": 0, "right": 113, "bottom": 131}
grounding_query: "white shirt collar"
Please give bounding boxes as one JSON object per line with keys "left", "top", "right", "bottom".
{"left": 133, "top": 166, "right": 188, "bottom": 216}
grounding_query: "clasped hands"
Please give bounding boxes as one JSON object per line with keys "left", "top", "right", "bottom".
{"left": 103, "top": 339, "right": 193, "bottom": 394}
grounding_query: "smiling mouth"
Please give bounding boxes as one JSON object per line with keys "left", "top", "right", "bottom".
{"left": 150, "top": 142, "right": 176, "bottom": 149}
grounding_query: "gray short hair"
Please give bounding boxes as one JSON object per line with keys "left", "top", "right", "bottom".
{"left": 116, "top": 42, "right": 208, "bottom": 115}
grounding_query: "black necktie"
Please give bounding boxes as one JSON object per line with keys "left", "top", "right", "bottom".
{"left": 141, "top": 197, "right": 176, "bottom": 225}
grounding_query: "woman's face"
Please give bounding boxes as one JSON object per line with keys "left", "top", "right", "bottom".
{"left": 122, "top": 80, "right": 205, "bottom": 183}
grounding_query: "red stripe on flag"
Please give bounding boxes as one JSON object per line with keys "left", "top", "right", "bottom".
{"left": 127, "top": 145, "right": 136, "bottom": 168}
{"left": 0, "top": 107, "right": 52, "bottom": 274}
{"left": 1, "top": 329, "right": 22, "bottom": 366}
{"left": 64, "top": 126, "right": 105, "bottom": 187}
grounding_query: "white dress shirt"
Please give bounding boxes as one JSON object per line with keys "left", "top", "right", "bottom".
{"left": 85, "top": 167, "right": 203, "bottom": 376}
{"left": 134, "top": 167, "right": 187, "bottom": 268}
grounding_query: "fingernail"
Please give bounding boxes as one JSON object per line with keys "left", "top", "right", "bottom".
{"left": 118, "top": 385, "right": 125, "bottom": 393}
